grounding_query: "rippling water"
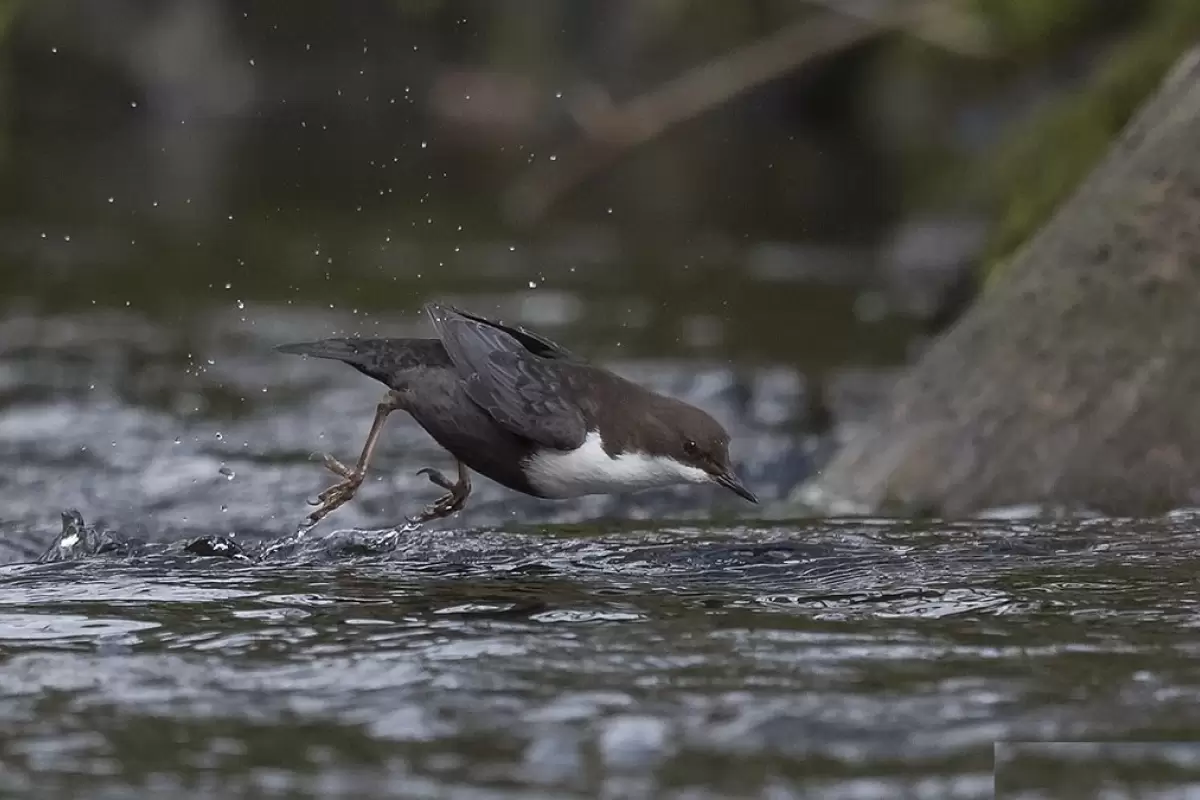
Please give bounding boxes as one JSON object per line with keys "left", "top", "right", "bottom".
{"left": 4, "top": 304, "right": 1200, "bottom": 798}
{"left": 6, "top": 505, "right": 1200, "bottom": 798}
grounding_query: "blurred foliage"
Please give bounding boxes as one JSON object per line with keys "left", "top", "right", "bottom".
{"left": 0, "top": 0, "right": 1193, "bottom": 288}
{"left": 982, "top": 0, "right": 1200, "bottom": 270}
{"left": 970, "top": 0, "right": 1126, "bottom": 56}
{"left": 0, "top": 0, "right": 18, "bottom": 37}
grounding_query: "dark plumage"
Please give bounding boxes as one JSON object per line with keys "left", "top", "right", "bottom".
{"left": 278, "top": 302, "right": 755, "bottom": 525}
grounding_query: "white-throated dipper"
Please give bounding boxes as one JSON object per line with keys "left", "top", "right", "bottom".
{"left": 278, "top": 302, "right": 756, "bottom": 525}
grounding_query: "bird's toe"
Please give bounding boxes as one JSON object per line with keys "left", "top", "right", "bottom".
{"left": 416, "top": 467, "right": 455, "bottom": 490}
{"left": 318, "top": 453, "right": 354, "bottom": 478}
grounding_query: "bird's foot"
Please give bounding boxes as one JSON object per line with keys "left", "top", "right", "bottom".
{"left": 407, "top": 466, "right": 470, "bottom": 524}
{"left": 305, "top": 453, "right": 364, "bottom": 524}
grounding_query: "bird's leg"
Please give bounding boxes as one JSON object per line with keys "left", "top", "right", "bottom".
{"left": 306, "top": 392, "right": 402, "bottom": 525}
{"left": 407, "top": 459, "right": 472, "bottom": 524}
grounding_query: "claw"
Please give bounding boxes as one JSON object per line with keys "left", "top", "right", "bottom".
{"left": 406, "top": 489, "right": 468, "bottom": 525}
{"left": 416, "top": 466, "right": 455, "bottom": 491}
{"left": 407, "top": 461, "right": 471, "bottom": 524}
{"left": 304, "top": 468, "right": 365, "bottom": 525}
{"left": 318, "top": 479, "right": 356, "bottom": 502}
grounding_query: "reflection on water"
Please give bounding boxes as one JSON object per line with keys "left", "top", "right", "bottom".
{"left": 3, "top": 515, "right": 1200, "bottom": 798}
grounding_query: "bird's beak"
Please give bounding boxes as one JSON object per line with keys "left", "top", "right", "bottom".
{"left": 713, "top": 468, "right": 757, "bottom": 503}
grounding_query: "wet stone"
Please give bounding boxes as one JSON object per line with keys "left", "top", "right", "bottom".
{"left": 182, "top": 536, "right": 249, "bottom": 560}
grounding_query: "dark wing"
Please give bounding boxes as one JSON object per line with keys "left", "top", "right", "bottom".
{"left": 425, "top": 303, "right": 588, "bottom": 450}
{"left": 436, "top": 304, "right": 585, "bottom": 363}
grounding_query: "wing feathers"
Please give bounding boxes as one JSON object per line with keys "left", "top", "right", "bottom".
{"left": 425, "top": 303, "right": 588, "bottom": 450}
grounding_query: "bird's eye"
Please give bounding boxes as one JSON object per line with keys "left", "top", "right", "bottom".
{"left": 683, "top": 440, "right": 699, "bottom": 456}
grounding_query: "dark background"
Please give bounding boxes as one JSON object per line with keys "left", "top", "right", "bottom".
{"left": 3, "top": 0, "right": 1155, "bottom": 362}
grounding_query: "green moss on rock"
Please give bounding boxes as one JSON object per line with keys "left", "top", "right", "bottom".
{"left": 984, "top": 0, "right": 1200, "bottom": 272}
{"left": 972, "top": 0, "right": 1119, "bottom": 56}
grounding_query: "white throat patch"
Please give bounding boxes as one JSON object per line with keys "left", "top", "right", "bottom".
{"left": 524, "top": 430, "right": 710, "bottom": 498}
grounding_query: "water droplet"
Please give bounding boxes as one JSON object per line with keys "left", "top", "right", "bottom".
{"left": 215, "top": 432, "right": 224, "bottom": 441}
{"left": 219, "top": 466, "right": 236, "bottom": 481}
{"left": 528, "top": 280, "right": 538, "bottom": 289}
{"left": 173, "top": 437, "right": 182, "bottom": 445}
{"left": 236, "top": 299, "right": 245, "bottom": 310}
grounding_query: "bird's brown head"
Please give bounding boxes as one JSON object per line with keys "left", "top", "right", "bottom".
{"left": 667, "top": 405, "right": 757, "bottom": 504}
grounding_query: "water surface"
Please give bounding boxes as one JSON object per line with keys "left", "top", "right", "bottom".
{"left": 5, "top": 511, "right": 1200, "bottom": 799}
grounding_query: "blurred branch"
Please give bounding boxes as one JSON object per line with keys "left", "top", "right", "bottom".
{"left": 805, "top": 0, "right": 989, "bottom": 57}
{"left": 502, "top": 1, "right": 989, "bottom": 226}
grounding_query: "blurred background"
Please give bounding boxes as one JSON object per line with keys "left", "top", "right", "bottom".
{"left": 1, "top": 0, "right": 1197, "bottom": 537}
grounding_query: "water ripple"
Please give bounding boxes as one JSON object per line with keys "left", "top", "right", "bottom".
{"left": 2, "top": 512, "right": 1200, "bottom": 797}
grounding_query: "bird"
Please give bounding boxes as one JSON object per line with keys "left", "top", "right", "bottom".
{"left": 277, "top": 302, "right": 756, "bottom": 526}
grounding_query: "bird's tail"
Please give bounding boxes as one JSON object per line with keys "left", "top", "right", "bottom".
{"left": 276, "top": 338, "right": 416, "bottom": 388}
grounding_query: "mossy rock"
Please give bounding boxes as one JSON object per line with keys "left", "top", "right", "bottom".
{"left": 794, "top": 47, "right": 1200, "bottom": 517}
{"left": 984, "top": 0, "right": 1200, "bottom": 271}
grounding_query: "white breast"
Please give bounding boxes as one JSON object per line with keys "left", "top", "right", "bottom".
{"left": 524, "top": 430, "right": 710, "bottom": 498}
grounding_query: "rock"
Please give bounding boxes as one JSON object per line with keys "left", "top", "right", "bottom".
{"left": 182, "top": 535, "right": 249, "bottom": 560}
{"left": 793, "top": 48, "right": 1200, "bottom": 517}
